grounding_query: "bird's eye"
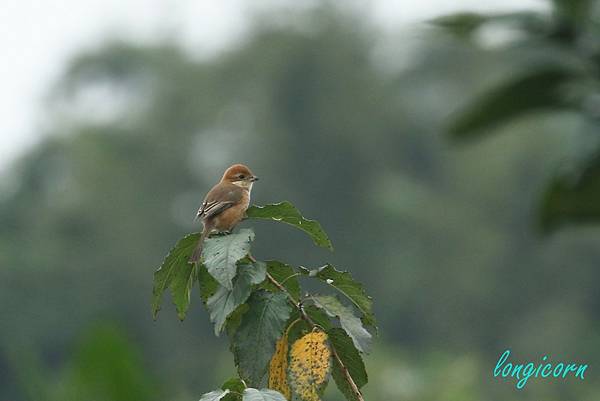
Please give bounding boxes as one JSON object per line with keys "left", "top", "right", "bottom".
{"left": 238, "top": 174, "right": 245, "bottom": 179}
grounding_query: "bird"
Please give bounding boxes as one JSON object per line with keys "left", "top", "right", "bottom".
{"left": 188, "top": 164, "right": 258, "bottom": 263}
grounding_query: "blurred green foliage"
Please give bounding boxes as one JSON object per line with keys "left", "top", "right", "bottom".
{"left": 1, "top": 1, "right": 600, "bottom": 400}
{"left": 6, "top": 323, "right": 159, "bottom": 401}
{"left": 438, "top": 0, "right": 600, "bottom": 231}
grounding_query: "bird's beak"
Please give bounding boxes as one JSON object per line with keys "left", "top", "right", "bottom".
{"left": 251, "top": 176, "right": 259, "bottom": 182}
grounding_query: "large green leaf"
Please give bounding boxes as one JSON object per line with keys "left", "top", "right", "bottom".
{"left": 207, "top": 261, "right": 267, "bottom": 335}
{"left": 152, "top": 233, "right": 200, "bottom": 320}
{"left": 242, "top": 388, "right": 287, "bottom": 401}
{"left": 301, "top": 264, "right": 375, "bottom": 328}
{"left": 328, "top": 328, "right": 368, "bottom": 401}
{"left": 232, "top": 291, "right": 292, "bottom": 386}
{"left": 540, "top": 152, "right": 600, "bottom": 231}
{"left": 199, "top": 389, "right": 230, "bottom": 401}
{"left": 203, "top": 229, "right": 255, "bottom": 290}
{"left": 448, "top": 66, "right": 576, "bottom": 140}
{"left": 311, "top": 295, "right": 372, "bottom": 354}
{"left": 246, "top": 202, "right": 333, "bottom": 250}
{"left": 263, "top": 260, "right": 301, "bottom": 300}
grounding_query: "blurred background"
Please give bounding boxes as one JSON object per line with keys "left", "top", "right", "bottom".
{"left": 1, "top": 0, "right": 599, "bottom": 400}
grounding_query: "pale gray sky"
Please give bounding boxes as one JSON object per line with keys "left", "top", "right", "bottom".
{"left": 0, "top": 0, "right": 544, "bottom": 172}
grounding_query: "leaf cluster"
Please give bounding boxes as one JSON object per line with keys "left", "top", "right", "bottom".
{"left": 152, "top": 202, "right": 375, "bottom": 401}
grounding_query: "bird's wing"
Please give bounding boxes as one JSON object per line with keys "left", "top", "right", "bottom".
{"left": 196, "top": 183, "right": 243, "bottom": 220}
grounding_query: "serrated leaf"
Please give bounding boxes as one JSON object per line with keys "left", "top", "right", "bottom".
{"left": 539, "top": 152, "right": 600, "bottom": 231}
{"left": 288, "top": 331, "right": 331, "bottom": 401}
{"left": 152, "top": 233, "right": 200, "bottom": 320}
{"left": 233, "top": 291, "right": 292, "bottom": 386}
{"left": 301, "top": 264, "right": 375, "bottom": 328}
{"left": 242, "top": 388, "right": 287, "bottom": 401}
{"left": 200, "top": 389, "right": 230, "bottom": 401}
{"left": 246, "top": 202, "right": 333, "bottom": 250}
{"left": 203, "top": 229, "right": 255, "bottom": 290}
{"left": 328, "top": 328, "right": 367, "bottom": 401}
{"left": 311, "top": 296, "right": 372, "bottom": 354}
{"left": 208, "top": 261, "right": 267, "bottom": 335}
{"left": 448, "top": 66, "right": 576, "bottom": 140}
{"left": 268, "top": 334, "right": 291, "bottom": 400}
{"left": 263, "top": 261, "right": 301, "bottom": 300}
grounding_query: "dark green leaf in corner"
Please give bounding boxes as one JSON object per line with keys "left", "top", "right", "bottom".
{"left": 207, "top": 261, "right": 267, "bottom": 335}
{"left": 311, "top": 295, "right": 372, "bottom": 354}
{"left": 301, "top": 264, "right": 376, "bottom": 328}
{"left": 203, "top": 229, "right": 255, "bottom": 290}
{"left": 246, "top": 202, "right": 333, "bottom": 250}
{"left": 539, "top": 152, "right": 600, "bottom": 232}
{"left": 448, "top": 66, "right": 576, "bottom": 140}
{"left": 152, "top": 232, "right": 200, "bottom": 320}
{"left": 328, "top": 328, "right": 368, "bottom": 401}
{"left": 242, "top": 388, "right": 287, "bottom": 401}
{"left": 232, "top": 291, "right": 292, "bottom": 387}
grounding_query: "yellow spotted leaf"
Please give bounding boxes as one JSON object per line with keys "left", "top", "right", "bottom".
{"left": 288, "top": 331, "right": 331, "bottom": 401}
{"left": 268, "top": 335, "right": 291, "bottom": 399}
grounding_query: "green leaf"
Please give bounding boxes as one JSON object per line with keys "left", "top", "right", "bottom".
{"left": 329, "top": 328, "right": 368, "bottom": 401}
{"left": 242, "top": 388, "right": 287, "bottom": 401}
{"left": 431, "top": 11, "right": 547, "bottom": 38}
{"left": 311, "top": 295, "right": 372, "bottom": 354}
{"left": 198, "top": 264, "right": 220, "bottom": 304}
{"left": 222, "top": 377, "right": 246, "bottom": 393}
{"left": 207, "top": 261, "right": 267, "bottom": 335}
{"left": 430, "top": 12, "right": 487, "bottom": 37}
{"left": 448, "top": 66, "right": 576, "bottom": 140}
{"left": 152, "top": 233, "right": 200, "bottom": 320}
{"left": 225, "top": 304, "right": 249, "bottom": 339}
{"left": 232, "top": 291, "right": 292, "bottom": 387}
{"left": 169, "top": 262, "right": 199, "bottom": 320}
{"left": 539, "top": 152, "right": 600, "bottom": 231}
{"left": 222, "top": 377, "right": 246, "bottom": 401}
{"left": 203, "top": 229, "right": 255, "bottom": 290}
{"left": 246, "top": 202, "right": 333, "bottom": 250}
{"left": 301, "top": 264, "right": 375, "bottom": 328}
{"left": 304, "top": 305, "right": 333, "bottom": 331}
{"left": 263, "top": 261, "right": 301, "bottom": 300}
{"left": 199, "top": 389, "right": 230, "bottom": 401}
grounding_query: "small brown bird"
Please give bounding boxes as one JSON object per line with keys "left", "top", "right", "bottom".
{"left": 188, "top": 164, "right": 258, "bottom": 263}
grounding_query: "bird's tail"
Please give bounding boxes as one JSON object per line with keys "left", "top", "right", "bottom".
{"left": 189, "top": 226, "right": 210, "bottom": 263}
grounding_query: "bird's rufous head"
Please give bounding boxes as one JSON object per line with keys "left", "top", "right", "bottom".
{"left": 221, "top": 164, "right": 258, "bottom": 188}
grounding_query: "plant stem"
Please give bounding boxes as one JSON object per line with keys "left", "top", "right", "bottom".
{"left": 264, "top": 270, "right": 365, "bottom": 401}
{"left": 248, "top": 254, "right": 365, "bottom": 400}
